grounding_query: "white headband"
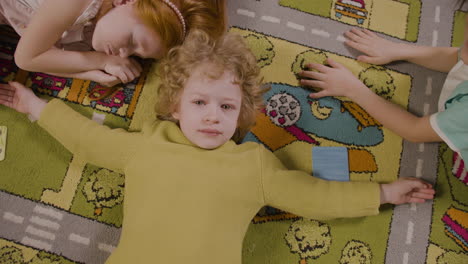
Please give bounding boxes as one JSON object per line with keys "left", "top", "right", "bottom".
{"left": 162, "top": 0, "right": 186, "bottom": 37}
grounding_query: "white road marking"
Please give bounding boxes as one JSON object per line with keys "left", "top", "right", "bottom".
{"left": 69, "top": 233, "right": 90, "bottom": 246}
{"left": 98, "top": 243, "right": 116, "bottom": 253}
{"left": 3, "top": 212, "right": 24, "bottom": 224}
{"left": 336, "top": 35, "right": 347, "bottom": 42}
{"left": 423, "top": 103, "right": 430, "bottom": 115}
{"left": 261, "top": 16, "right": 280, "bottom": 24}
{"left": 33, "top": 205, "right": 63, "bottom": 220}
{"left": 403, "top": 252, "right": 410, "bottom": 264}
{"left": 425, "top": 76, "right": 433, "bottom": 96}
{"left": 21, "top": 236, "right": 52, "bottom": 251}
{"left": 406, "top": 221, "right": 414, "bottom": 244}
{"left": 237, "top": 9, "right": 255, "bottom": 18}
{"left": 26, "top": 225, "right": 56, "bottom": 240}
{"left": 410, "top": 203, "right": 417, "bottom": 211}
{"left": 435, "top": 6, "right": 440, "bottom": 23}
{"left": 418, "top": 143, "right": 425, "bottom": 153}
{"left": 287, "top": 21, "right": 305, "bottom": 31}
{"left": 311, "top": 29, "right": 330, "bottom": 38}
{"left": 29, "top": 216, "right": 60, "bottom": 231}
{"left": 416, "top": 159, "right": 423, "bottom": 178}
{"left": 432, "top": 30, "right": 438, "bottom": 47}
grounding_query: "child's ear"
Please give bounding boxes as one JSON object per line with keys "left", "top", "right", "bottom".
{"left": 172, "top": 111, "right": 180, "bottom": 120}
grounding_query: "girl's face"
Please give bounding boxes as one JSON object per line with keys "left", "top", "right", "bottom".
{"left": 92, "top": 0, "right": 166, "bottom": 59}
{"left": 172, "top": 66, "right": 242, "bottom": 149}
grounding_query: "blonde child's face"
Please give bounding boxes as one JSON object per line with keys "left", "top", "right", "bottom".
{"left": 92, "top": 0, "right": 166, "bottom": 59}
{"left": 172, "top": 65, "right": 242, "bottom": 149}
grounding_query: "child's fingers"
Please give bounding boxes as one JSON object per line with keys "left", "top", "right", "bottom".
{"left": 306, "top": 63, "right": 330, "bottom": 73}
{"left": 0, "top": 83, "right": 14, "bottom": 92}
{"left": 357, "top": 55, "right": 379, "bottom": 64}
{"left": 325, "top": 58, "right": 343, "bottom": 69}
{"left": 411, "top": 191, "right": 435, "bottom": 200}
{"left": 0, "top": 95, "right": 13, "bottom": 108}
{"left": 0, "top": 87, "right": 14, "bottom": 97}
{"left": 8, "top": 81, "right": 26, "bottom": 90}
{"left": 408, "top": 197, "right": 426, "bottom": 204}
{"left": 130, "top": 58, "right": 143, "bottom": 73}
{"left": 299, "top": 70, "right": 325, "bottom": 80}
{"left": 309, "top": 90, "right": 329, "bottom": 99}
{"left": 300, "top": 79, "right": 324, "bottom": 89}
{"left": 350, "top": 28, "right": 369, "bottom": 39}
{"left": 344, "top": 40, "right": 368, "bottom": 54}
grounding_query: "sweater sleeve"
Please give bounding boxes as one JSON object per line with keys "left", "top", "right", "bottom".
{"left": 258, "top": 146, "right": 380, "bottom": 220}
{"left": 38, "top": 99, "right": 142, "bottom": 172}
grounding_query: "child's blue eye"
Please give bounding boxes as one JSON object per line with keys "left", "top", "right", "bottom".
{"left": 221, "top": 104, "right": 232, "bottom": 110}
{"left": 194, "top": 100, "right": 205, "bottom": 105}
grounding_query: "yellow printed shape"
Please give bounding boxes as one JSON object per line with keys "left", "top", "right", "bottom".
{"left": 369, "top": 0, "right": 408, "bottom": 39}
{"left": 230, "top": 27, "right": 411, "bottom": 182}
{"left": 41, "top": 156, "right": 87, "bottom": 210}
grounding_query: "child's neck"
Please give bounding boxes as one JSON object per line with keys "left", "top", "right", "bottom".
{"left": 93, "top": 0, "right": 114, "bottom": 24}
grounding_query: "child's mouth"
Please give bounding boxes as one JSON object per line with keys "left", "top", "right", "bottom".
{"left": 199, "top": 129, "right": 222, "bottom": 136}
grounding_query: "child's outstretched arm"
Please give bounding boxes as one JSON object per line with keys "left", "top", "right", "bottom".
{"left": 0, "top": 82, "right": 140, "bottom": 172}
{"left": 259, "top": 147, "right": 435, "bottom": 220}
{"left": 14, "top": 0, "right": 141, "bottom": 84}
{"left": 300, "top": 58, "right": 442, "bottom": 143}
{"left": 344, "top": 28, "right": 458, "bottom": 73}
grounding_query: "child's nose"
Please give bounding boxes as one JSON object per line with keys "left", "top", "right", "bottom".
{"left": 204, "top": 106, "right": 220, "bottom": 124}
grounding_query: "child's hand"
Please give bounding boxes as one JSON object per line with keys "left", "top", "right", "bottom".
{"left": 344, "top": 28, "right": 402, "bottom": 65}
{"left": 299, "top": 58, "right": 367, "bottom": 99}
{"left": 380, "top": 177, "right": 435, "bottom": 205}
{"left": 103, "top": 56, "right": 142, "bottom": 84}
{"left": 0, "top": 82, "right": 43, "bottom": 115}
{"left": 84, "top": 70, "right": 121, "bottom": 87}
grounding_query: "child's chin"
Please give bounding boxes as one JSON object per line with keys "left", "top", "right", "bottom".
{"left": 195, "top": 140, "right": 224, "bottom": 150}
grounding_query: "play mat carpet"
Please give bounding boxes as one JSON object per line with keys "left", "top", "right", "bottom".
{"left": 0, "top": 0, "right": 467, "bottom": 263}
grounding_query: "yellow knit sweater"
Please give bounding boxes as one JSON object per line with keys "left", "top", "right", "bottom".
{"left": 38, "top": 99, "right": 380, "bottom": 264}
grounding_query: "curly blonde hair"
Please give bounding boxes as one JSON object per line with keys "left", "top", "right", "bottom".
{"left": 156, "top": 30, "right": 268, "bottom": 142}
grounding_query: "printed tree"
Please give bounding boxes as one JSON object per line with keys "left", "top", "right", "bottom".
{"left": 284, "top": 219, "right": 331, "bottom": 264}
{"left": 243, "top": 34, "right": 275, "bottom": 68}
{"left": 82, "top": 168, "right": 125, "bottom": 216}
{"left": 339, "top": 240, "right": 372, "bottom": 264}
{"left": 436, "top": 250, "right": 468, "bottom": 264}
{"left": 358, "top": 66, "right": 396, "bottom": 100}
{"left": 0, "top": 246, "right": 24, "bottom": 264}
{"left": 291, "top": 50, "right": 328, "bottom": 81}
{"left": 28, "top": 252, "right": 63, "bottom": 264}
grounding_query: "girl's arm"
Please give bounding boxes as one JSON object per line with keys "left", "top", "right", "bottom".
{"left": 14, "top": 0, "right": 141, "bottom": 83}
{"left": 301, "top": 59, "right": 443, "bottom": 143}
{"left": 0, "top": 82, "right": 139, "bottom": 172}
{"left": 45, "top": 70, "right": 121, "bottom": 87}
{"left": 345, "top": 28, "right": 458, "bottom": 73}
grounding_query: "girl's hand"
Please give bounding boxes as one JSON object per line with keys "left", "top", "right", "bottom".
{"left": 299, "top": 58, "right": 367, "bottom": 99}
{"left": 0, "top": 82, "right": 45, "bottom": 115}
{"left": 81, "top": 70, "right": 122, "bottom": 87}
{"left": 380, "top": 177, "right": 435, "bottom": 205}
{"left": 103, "top": 56, "right": 142, "bottom": 84}
{"left": 344, "top": 28, "right": 403, "bottom": 65}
